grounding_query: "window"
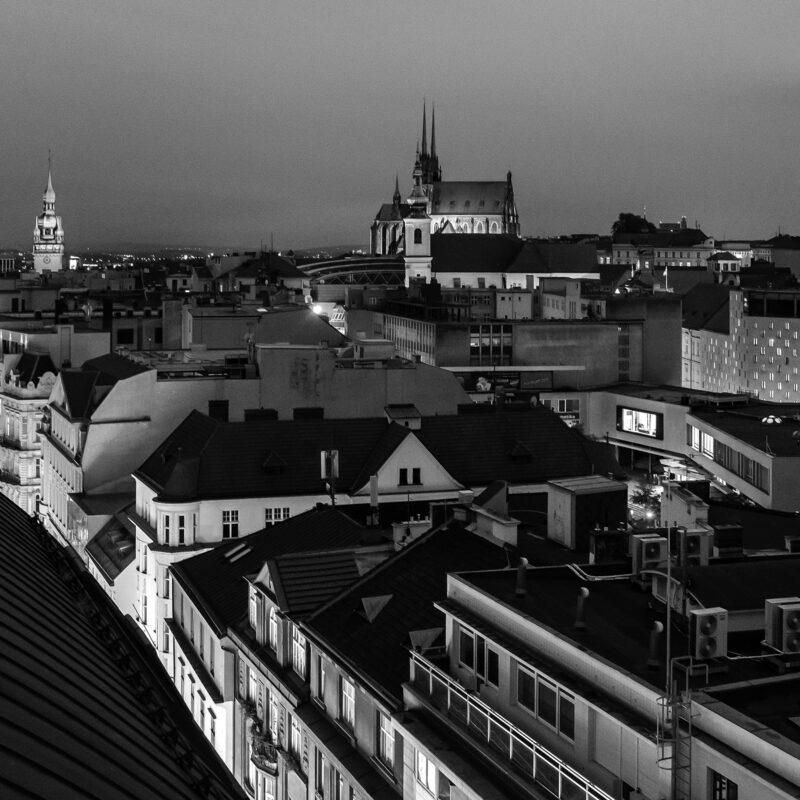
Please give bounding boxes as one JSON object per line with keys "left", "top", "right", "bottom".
{"left": 413, "top": 228, "right": 422, "bottom": 245}
{"left": 458, "top": 628, "right": 475, "bottom": 669}
{"left": 316, "top": 654, "right": 326, "bottom": 702}
{"left": 163, "top": 514, "right": 170, "bottom": 544}
{"left": 292, "top": 626, "right": 307, "bottom": 678}
{"left": 398, "top": 468, "right": 408, "bottom": 486}
{"left": 617, "top": 407, "right": 663, "bottom": 439}
{"left": 222, "top": 509, "right": 239, "bottom": 539}
{"left": 209, "top": 710, "right": 216, "bottom": 747}
{"left": 315, "top": 749, "right": 327, "bottom": 797}
{"left": 179, "top": 661, "right": 185, "bottom": 696}
{"left": 189, "top": 676, "right": 195, "bottom": 714}
{"left": 269, "top": 695, "right": 279, "bottom": 743}
{"left": 377, "top": 711, "right": 394, "bottom": 768}
{"left": 248, "top": 666, "right": 259, "bottom": 705}
{"left": 249, "top": 587, "right": 259, "bottom": 630}
{"left": 412, "top": 467, "right": 421, "bottom": 484}
{"left": 269, "top": 607, "right": 278, "bottom": 650}
{"left": 209, "top": 634, "right": 215, "bottom": 675}
{"left": 416, "top": 751, "right": 436, "bottom": 795}
{"left": 290, "top": 715, "right": 302, "bottom": 760}
{"left": 710, "top": 770, "right": 738, "bottom": 799}
{"left": 459, "top": 627, "right": 499, "bottom": 687}
{"left": 516, "top": 666, "right": 574, "bottom": 740}
{"left": 189, "top": 606, "right": 194, "bottom": 642}
{"left": 265, "top": 507, "right": 290, "bottom": 526}
{"left": 340, "top": 676, "right": 355, "bottom": 728}
{"left": 177, "top": 514, "right": 185, "bottom": 544}
{"left": 163, "top": 570, "right": 171, "bottom": 600}
{"left": 199, "top": 626, "right": 205, "bottom": 659}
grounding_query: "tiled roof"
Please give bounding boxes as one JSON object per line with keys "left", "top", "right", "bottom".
{"left": 136, "top": 407, "right": 594, "bottom": 502}
{"left": 430, "top": 233, "right": 523, "bottom": 272}
{"left": 172, "top": 506, "right": 369, "bottom": 634}
{"left": 0, "top": 494, "right": 246, "bottom": 800}
{"left": 269, "top": 549, "right": 362, "bottom": 617}
{"left": 305, "top": 524, "right": 511, "bottom": 703}
{"left": 430, "top": 181, "right": 507, "bottom": 215}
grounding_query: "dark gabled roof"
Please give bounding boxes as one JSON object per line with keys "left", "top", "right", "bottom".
{"left": 305, "top": 524, "right": 511, "bottom": 703}
{"left": 613, "top": 228, "right": 709, "bottom": 247}
{"left": 0, "top": 494, "right": 246, "bottom": 800}
{"left": 507, "top": 239, "right": 598, "bottom": 274}
{"left": 430, "top": 181, "right": 508, "bottom": 215}
{"left": 413, "top": 406, "right": 593, "bottom": 485}
{"left": 82, "top": 352, "right": 151, "bottom": 382}
{"left": 237, "top": 252, "right": 307, "bottom": 280}
{"left": 269, "top": 549, "right": 362, "bottom": 617}
{"left": 252, "top": 306, "right": 346, "bottom": 347}
{"left": 171, "top": 506, "right": 368, "bottom": 634}
{"left": 765, "top": 234, "right": 800, "bottom": 250}
{"left": 707, "top": 251, "right": 739, "bottom": 262}
{"left": 374, "top": 202, "right": 412, "bottom": 222}
{"left": 136, "top": 407, "right": 594, "bottom": 502}
{"left": 9, "top": 351, "right": 58, "bottom": 384}
{"left": 60, "top": 369, "right": 101, "bottom": 419}
{"left": 430, "top": 233, "right": 523, "bottom": 272}
{"left": 681, "top": 284, "right": 730, "bottom": 331}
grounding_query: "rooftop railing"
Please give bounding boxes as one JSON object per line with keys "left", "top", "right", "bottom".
{"left": 408, "top": 651, "right": 614, "bottom": 800}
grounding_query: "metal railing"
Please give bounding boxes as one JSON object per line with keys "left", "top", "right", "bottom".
{"left": 409, "top": 652, "right": 614, "bottom": 800}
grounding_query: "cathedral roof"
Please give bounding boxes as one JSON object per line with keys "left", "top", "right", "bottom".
{"left": 430, "top": 181, "right": 508, "bottom": 216}
{"left": 374, "top": 202, "right": 412, "bottom": 222}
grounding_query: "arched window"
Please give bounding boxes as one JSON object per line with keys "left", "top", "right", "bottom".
{"left": 491, "top": 222, "right": 499, "bottom": 233}
{"left": 414, "top": 228, "right": 422, "bottom": 245}
{"left": 475, "top": 222, "right": 483, "bottom": 233}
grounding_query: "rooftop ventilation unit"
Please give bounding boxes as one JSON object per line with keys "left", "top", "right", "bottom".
{"left": 765, "top": 597, "right": 800, "bottom": 653}
{"left": 631, "top": 533, "right": 668, "bottom": 575}
{"left": 678, "top": 528, "right": 713, "bottom": 567}
{"left": 690, "top": 607, "right": 728, "bottom": 659}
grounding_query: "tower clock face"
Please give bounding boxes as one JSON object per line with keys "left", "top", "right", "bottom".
{"left": 43, "top": 256, "right": 51, "bottom": 264}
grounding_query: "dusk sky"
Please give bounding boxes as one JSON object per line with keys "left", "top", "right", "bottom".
{"left": 2, "top": 1, "right": 799, "bottom": 251}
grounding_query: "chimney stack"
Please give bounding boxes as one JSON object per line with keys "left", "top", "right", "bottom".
{"left": 515, "top": 557, "right": 529, "bottom": 597}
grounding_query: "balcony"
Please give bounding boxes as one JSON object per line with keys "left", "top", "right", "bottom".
{"left": 408, "top": 652, "right": 613, "bottom": 800}
{"left": 251, "top": 733, "right": 278, "bottom": 775}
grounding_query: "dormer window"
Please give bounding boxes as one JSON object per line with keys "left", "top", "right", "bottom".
{"left": 269, "top": 606, "right": 278, "bottom": 650}
{"left": 248, "top": 586, "right": 258, "bottom": 630}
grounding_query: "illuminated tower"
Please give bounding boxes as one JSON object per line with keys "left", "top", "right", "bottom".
{"left": 33, "top": 160, "right": 65, "bottom": 273}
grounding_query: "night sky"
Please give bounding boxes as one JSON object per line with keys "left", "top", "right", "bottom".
{"left": 2, "top": 1, "right": 799, "bottom": 251}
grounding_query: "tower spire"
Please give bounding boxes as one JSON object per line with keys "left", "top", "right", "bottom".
{"left": 430, "top": 104, "right": 436, "bottom": 159}
{"left": 421, "top": 100, "right": 428, "bottom": 156}
{"left": 393, "top": 174, "right": 401, "bottom": 207}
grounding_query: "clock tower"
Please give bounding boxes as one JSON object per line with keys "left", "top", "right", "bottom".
{"left": 33, "top": 163, "right": 65, "bottom": 273}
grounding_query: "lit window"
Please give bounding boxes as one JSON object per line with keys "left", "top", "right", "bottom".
{"left": 290, "top": 715, "right": 302, "bottom": 760}
{"left": 292, "top": 626, "right": 307, "bottom": 679}
{"left": 416, "top": 751, "right": 436, "bottom": 795}
{"left": 249, "top": 587, "right": 259, "bottom": 630}
{"left": 340, "top": 676, "right": 355, "bottom": 728}
{"left": 269, "top": 606, "right": 278, "bottom": 650}
{"left": 377, "top": 711, "right": 394, "bottom": 768}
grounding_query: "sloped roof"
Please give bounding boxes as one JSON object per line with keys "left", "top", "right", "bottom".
{"left": 0, "top": 494, "right": 246, "bottom": 800}
{"left": 82, "top": 352, "right": 150, "bottom": 382}
{"left": 60, "top": 369, "right": 101, "bottom": 419}
{"left": 374, "top": 202, "right": 412, "bottom": 222}
{"left": 430, "top": 181, "right": 507, "bottom": 215}
{"left": 430, "top": 233, "right": 523, "bottom": 272}
{"left": 306, "top": 524, "right": 511, "bottom": 703}
{"left": 237, "top": 252, "right": 307, "bottom": 280}
{"left": 9, "top": 351, "right": 57, "bottom": 384}
{"left": 252, "top": 306, "right": 346, "bottom": 347}
{"left": 172, "top": 506, "right": 368, "bottom": 634}
{"left": 681, "top": 284, "right": 730, "bottom": 331}
{"left": 269, "top": 549, "right": 362, "bottom": 617}
{"left": 508, "top": 239, "right": 598, "bottom": 274}
{"left": 613, "top": 228, "right": 709, "bottom": 247}
{"left": 136, "top": 407, "right": 594, "bottom": 502}
{"left": 85, "top": 508, "right": 136, "bottom": 582}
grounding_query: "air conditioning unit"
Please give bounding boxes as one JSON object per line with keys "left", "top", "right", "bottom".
{"left": 679, "top": 528, "right": 713, "bottom": 566}
{"left": 631, "top": 534, "right": 668, "bottom": 575}
{"left": 690, "top": 607, "right": 728, "bottom": 659}
{"left": 765, "top": 597, "right": 800, "bottom": 653}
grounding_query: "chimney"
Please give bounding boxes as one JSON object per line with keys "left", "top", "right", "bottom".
{"left": 574, "top": 587, "right": 589, "bottom": 630}
{"left": 647, "top": 621, "right": 664, "bottom": 669}
{"left": 515, "top": 557, "right": 529, "bottom": 597}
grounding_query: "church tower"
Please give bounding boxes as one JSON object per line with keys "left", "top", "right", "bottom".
{"left": 33, "top": 160, "right": 65, "bottom": 273}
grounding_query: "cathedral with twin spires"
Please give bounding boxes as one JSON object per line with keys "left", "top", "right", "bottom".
{"left": 370, "top": 103, "right": 520, "bottom": 257}
{"left": 33, "top": 164, "right": 65, "bottom": 273}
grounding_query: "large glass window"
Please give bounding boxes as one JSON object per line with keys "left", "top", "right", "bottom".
{"left": 377, "top": 711, "right": 394, "bottom": 768}
{"left": 416, "top": 751, "right": 436, "bottom": 795}
{"left": 222, "top": 509, "right": 239, "bottom": 539}
{"left": 292, "top": 626, "right": 307, "bottom": 679}
{"left": 618, "top": 407, "right": 662, "bottom": 439}
{"left": 517, "top": 666, "right": 574, "bottom": 741}
{"left": 269, "top": 607, "right": 278, "bottom": 650}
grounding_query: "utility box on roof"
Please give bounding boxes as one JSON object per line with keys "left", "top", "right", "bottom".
{"left": 547, "top": 475, "right": 628, "bottom": 551}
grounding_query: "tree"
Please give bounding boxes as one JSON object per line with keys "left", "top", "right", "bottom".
{"left": 612, "top": 212, "right": 656, "bottom": 236}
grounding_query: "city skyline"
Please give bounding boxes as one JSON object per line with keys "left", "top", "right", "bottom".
{"left": 2, "top": 1, "right": 800, "bottom": 251}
